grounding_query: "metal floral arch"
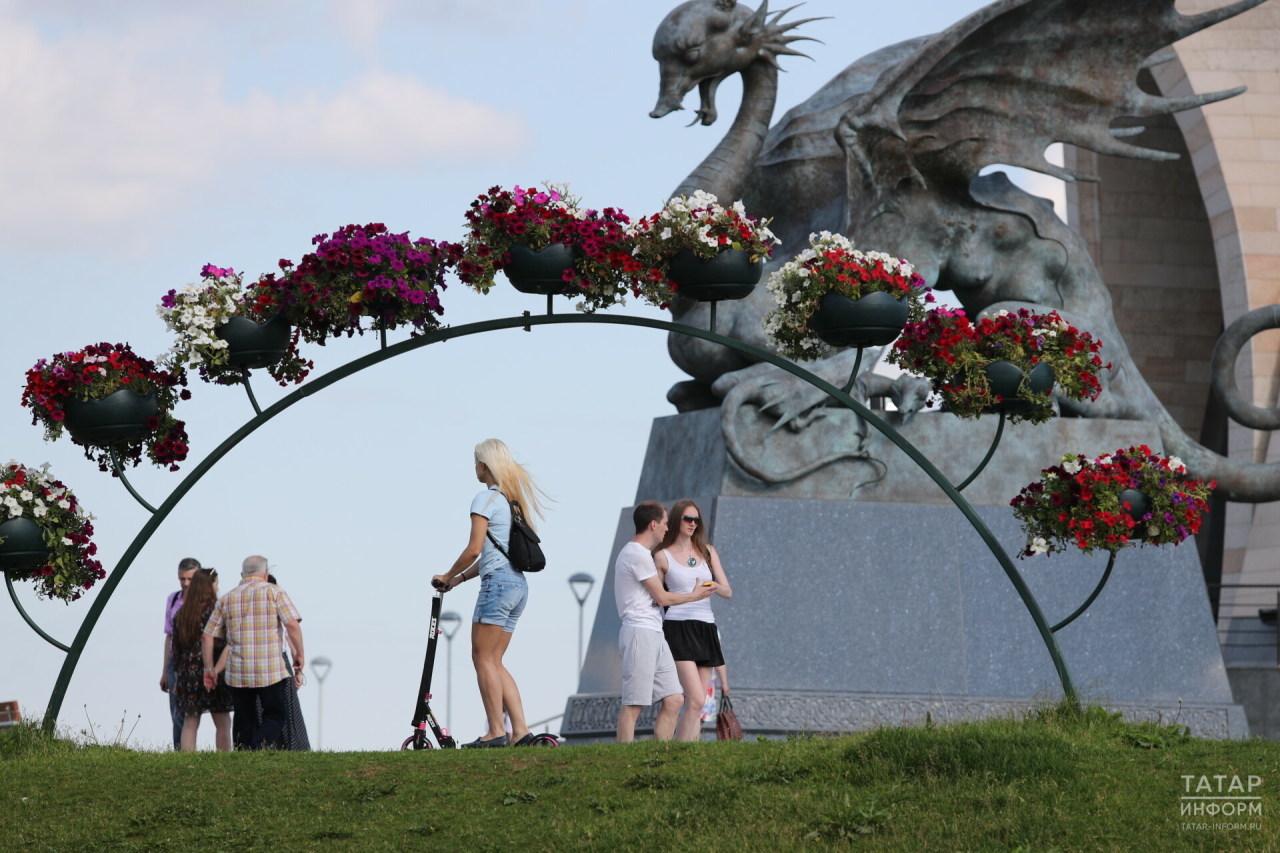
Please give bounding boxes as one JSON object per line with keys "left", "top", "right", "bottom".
{"left": 12, "top": 309, "right": 1106, "bottom": 733}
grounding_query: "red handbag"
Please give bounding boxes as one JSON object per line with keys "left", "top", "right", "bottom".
{"left": 716, "top": 693, "right": 743, "bottom": 741}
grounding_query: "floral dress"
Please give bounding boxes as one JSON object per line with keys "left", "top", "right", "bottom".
{"left": 173, "top": 601, "right": 233, "bottom": 717}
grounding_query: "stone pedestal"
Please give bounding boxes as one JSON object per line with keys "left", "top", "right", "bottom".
{"left": 561, "top": 412, "right": 1247, "bottom": 741}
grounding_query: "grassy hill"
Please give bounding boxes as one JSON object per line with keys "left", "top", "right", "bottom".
{"left": 2, "top": 704, "right": 1277, "bottom": 852}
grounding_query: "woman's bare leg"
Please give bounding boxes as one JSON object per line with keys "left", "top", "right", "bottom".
{"left": 494, "top": 630, "right": 529, "bottom": 741}
{"left": 180, "top": 714, "right": 200, "bottom": 751}
{"left": 472, "top": 622, "right": 514, "bottom": 740}
{"left": 211, "top": 711, "right": 232, "bottom": 752}
{"left": 674, "top": 661, "right": 712, "bottom": 742}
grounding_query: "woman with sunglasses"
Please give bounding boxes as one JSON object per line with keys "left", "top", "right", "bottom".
{"left": 653, "top": 498, "right": 733, "bottom": 742}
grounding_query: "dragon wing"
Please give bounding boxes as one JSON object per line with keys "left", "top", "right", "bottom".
{"left": 837, "top": 0, "right": 1267, "bottom": 190}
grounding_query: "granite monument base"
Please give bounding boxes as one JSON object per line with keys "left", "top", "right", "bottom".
{"left": 562, "top": 496, "right": 1246, "bottom": 741}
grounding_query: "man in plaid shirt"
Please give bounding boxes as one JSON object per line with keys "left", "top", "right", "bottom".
{"left": 202, "top": 555, "right": 305, "bottom": 750}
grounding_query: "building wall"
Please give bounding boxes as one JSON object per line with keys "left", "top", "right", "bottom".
{"left": 1064, "top": 104, "right": 1223, "bottom": 443}
{"left": 1067, "top": 0, "right": 1280, "bottom": 600}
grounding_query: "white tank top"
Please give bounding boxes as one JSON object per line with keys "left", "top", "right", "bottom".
{"left": 662, "top": 548, "right": 715, "bottom": 623}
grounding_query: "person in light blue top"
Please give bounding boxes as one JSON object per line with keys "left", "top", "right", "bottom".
{"left": 434, "top": 438, "right": 548, "bottom": 748}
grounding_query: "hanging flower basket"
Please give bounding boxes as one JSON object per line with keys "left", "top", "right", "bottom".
{"left": 216, "top": 313, "right": 293, "bottom": 370}
{"left": 62, "top": 388, "right": 160, "bottom": 445}
{"left": 982, "top": 360, "right": 1056, "bottom": 415}
{"left": 22, "top": 343, "right": 191, "bottom": 472}
{"left": 459, "top": 184, "right": 644, "bottom": 312}
{"left": 665, "top": 248, "right": 762, "bottom": 302}
{"left": 629, "top": 190, "right": 778, "bottom": 307}
{"left": 0, "top": 517, "right": 50, "bottom": 572}
{"left": 889, "top": 307, "right": 1108, "bottom": 425}
{"left": 244, "top": 224, "right": 460, "bottom": 342}
{"left": 1011, "top": 446, "right": 1212, "bottom": 557}
{"left": 0, "top": 462, "right": 102, "bottom": 601}
{"left": 808, "top": 290, "right": 910, "bottom": 349}
{"left": 503, "top": 243, "right": 579, "bottom": 295}
{"left": 762, "top": 231, "right": 928, "bottom": 361}
{"left": 160, "top": 265, "right": 312, "bottom": 387}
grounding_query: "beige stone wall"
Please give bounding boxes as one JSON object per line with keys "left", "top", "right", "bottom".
{"left": 1066, "top": 0, "right": 1280, "bottom": 604}
{"left": 1161, "top": 0, "right": 1280, "bottom": 593}
{"left": 1064, "top": 106, "right": 1223, "bottom": 443}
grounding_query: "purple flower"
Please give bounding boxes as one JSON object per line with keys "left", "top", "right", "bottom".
{"left": 161, "top": 290, "right": 177, "bottom": 308}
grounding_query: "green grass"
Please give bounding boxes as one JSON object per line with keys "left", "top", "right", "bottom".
{"left": 2, "top": 704, "right": 1278, "bottom": 852}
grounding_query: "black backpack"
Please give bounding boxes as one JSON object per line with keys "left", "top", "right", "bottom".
{"left": 486, "top": 497, "right": 546, "bottom": 573}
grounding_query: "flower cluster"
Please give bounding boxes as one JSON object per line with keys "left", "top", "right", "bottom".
{"left": 0, "top": 462, "right": 103, "bottom": 602}
{"left": 628, "top": 191, "right": 779, "bottom": 305}
{"left": 1011, "top": 445, "right": 1213, "bottom": 556}
{"left": 631, "top": 190, "right": 779, "bottom": 264}
{"left": 21, "top": 343, "right": 191, "bottom": 472}
{"left": 245, "top": 224, "right": 462, "bottom": 343}
{"left": 159, "top": 265, "right": 312, "bottom": 387}
{"left": 458, "top": 183, "right": 651, "bottom": 313}
{"left": 761, "top": 231, "right": 929, "bottom": 361}
{"left": 888, "top": 307, "right": 1108, "bottom": 424}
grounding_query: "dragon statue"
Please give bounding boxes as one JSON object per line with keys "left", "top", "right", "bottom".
{"left": 649, "top": 0, "right": 1278, "bottom": 500}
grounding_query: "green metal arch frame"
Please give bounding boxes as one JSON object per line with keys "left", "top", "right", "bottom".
{"left": 26, "top": 311, "right": 1087, "bottom": 732}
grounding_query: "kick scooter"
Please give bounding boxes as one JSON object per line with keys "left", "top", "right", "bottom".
{"left": 401, "top": 576, "right": 560, "bottom": 749}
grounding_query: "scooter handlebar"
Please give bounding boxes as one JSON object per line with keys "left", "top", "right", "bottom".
{"left": 431, "top": 577, "right": 447, "bottom": 591}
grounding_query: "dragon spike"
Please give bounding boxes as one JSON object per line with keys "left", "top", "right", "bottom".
{"left": 774, "top": 16, "right": 832, "bottom": 33}
{"left": 1140, "top": 51, "right": 1177, "bottom": 70}
{"left": 772, "top": 46, "right": 815, "bottom": 60}
{"left": 743, "top": 0, "right": 770, "bottom": 36}
{"left": 1130, "top": 85, "right": 1248, "bottom": 117}
{"left": 779, "top": 34, "right": 824, "bottom": 45}
{"left": 769, "top": 4, "right": 803, "bottom": 25}
{"left": 1173, "top": 0, "right": 1268, "bottom": 41}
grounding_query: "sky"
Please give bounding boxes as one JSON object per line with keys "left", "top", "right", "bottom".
{"left": 0, "top": 0, "right": 1066, "bottom": 751}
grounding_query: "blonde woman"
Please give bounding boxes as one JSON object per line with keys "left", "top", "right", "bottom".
{"left": 433, "top": 439, "right": 548, "bottom": 748}
{"left": 654, "top": 498, "right": 733, "bottom": 742}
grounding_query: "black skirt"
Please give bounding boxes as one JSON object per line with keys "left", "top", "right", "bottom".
{"left": 663, "top": 619, "right": 725, "bottom": 667}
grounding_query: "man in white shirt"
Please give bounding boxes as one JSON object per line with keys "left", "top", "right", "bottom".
{"left": 615, "top": 501, "right": 718, "bottom": 742}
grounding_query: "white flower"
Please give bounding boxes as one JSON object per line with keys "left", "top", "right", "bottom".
{"left": 7, "top": 505, "right": 21, "bottom": 518}
{"left": 1030, "top": 537, "right": 1049, "bottom": 556}
{"left": 660, "top": 228, "right": 672, "bottom": 241}
{"left": 996, "top": 309, "right": 1010, "bottom": 318}
{"left": 1061, "top": 459, "right": 1082, "bottom": 475}
{"left": 1097, "top": 455, "right": 1112, "bottom": 466}
{"left": 57, "top": 499, "right": 71, "bottom": 510}
{"left": 62, "top": 537, "right": 73, "bottom": 546}
{"left": 19, "top": 489, "right": 32, "bottom": 501}
{"left": 1167, "top": 455, "right": 1186, "bottom": 473}
{"left": 33, "top": 504, "right": 47, "bottom": 518}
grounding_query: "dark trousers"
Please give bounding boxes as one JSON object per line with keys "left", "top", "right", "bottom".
{"left": 167, "top": 661, "right": 182, "bottom": 750}
{"left": 230, "top": 679, "right": 290, "bottom": 750}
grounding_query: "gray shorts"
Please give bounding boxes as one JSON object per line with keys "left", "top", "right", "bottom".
{"left": 619, "top": 625, "right": 681, "bottom": 706}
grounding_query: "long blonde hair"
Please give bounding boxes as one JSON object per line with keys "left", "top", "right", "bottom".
{"left": 474, "top": 438, "right": 550, "bottom": 529}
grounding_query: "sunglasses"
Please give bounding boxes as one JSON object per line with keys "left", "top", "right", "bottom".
{"left": 682, "top": 516, "right": 701, "bottom": 524}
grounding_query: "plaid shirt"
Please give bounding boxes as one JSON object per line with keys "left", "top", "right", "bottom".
{"left": 203, "top": 576, "right": 301, "bottom": 688}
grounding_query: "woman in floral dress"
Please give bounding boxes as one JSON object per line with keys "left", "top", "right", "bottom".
{"left": 173, "top": 568, "right": 233, "bottom": 751}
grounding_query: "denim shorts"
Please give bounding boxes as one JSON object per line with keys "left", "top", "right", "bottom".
{"left": 472, "top": 568, "right": 529, "bottom": 633}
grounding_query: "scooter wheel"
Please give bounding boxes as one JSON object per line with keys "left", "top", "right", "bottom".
{"left": 401, "top": 734, "right": 434, "bottom": 751}
{"left": 530, "top": 734, "right": 559, "bottom": 747}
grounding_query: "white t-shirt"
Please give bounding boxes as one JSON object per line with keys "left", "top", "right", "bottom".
{"left": 470, "top": 485, "right": 512, "bottom": 577}
{"left": 662, "top": 549, "right": 715, "bottom": 623}
{"left": 614, "top": 541, "right": 662, "bottom": 632}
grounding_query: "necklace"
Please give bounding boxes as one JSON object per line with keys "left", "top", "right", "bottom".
{"left": 679, "top": 544, "right": 697, "bottom": 567}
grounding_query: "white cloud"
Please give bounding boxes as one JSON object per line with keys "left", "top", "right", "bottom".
{"left": 0, "top": 17, "right": 528, "bottom": 242}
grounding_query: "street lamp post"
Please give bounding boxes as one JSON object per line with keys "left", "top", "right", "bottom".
{"left": 438, "top": 611, "right": 462, "bottom": 732}
{"left": 568, "top": 573, "right": 596, "bottom": 676}
{"left": 310, "top": 656, "right": 332, "bottom": 750}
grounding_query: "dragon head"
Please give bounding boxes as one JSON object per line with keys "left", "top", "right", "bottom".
{"left": 650, "top": 0, "right": 819, "bottom": 126}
